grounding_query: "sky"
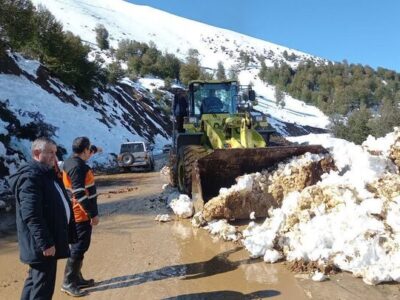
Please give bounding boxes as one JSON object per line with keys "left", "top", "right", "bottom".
{"left": 127, "top": 0, "right": 400, "bottom": 72}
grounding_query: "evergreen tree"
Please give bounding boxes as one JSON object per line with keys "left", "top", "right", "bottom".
{"left": 31, "top": 5, "right": 64, "bottom": 62}
{"left": 106, "top": 61, "right": 124, "bottom": 84}
{"left": 180, "top": 48, "right": 201, "bottom": 84}
{"left": 228, "top": 64, "right": 240, "bottom": 80}
{"left": 127, "top": 55, "right": 142, "bottom": 78}
{"left": 239, "top": 50, "right": 250, "bottom": 68}
{"left": 345, "top": 105, "right": 372, "bottom": 144}
{"left": 275, "top": 85, "right": 285, "bottom": 108}
{"left": 259, "top": 61, "right": 268, "bottom": 82}
{"left": 95, "top": 24, "right": 109, "bottom": 50}
{"left": 369, "top": 99, "right": 400, "bottom": 137}
{"left": 0, "top": 39, "right": 6, "bottom": 57}
{"left": 216, "top": 61, "right": 226, "bottom": 80}
{"left": 0, "top": 0, "right": 35, "bottom": 50}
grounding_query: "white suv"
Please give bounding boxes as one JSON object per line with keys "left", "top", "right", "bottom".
{"left": 118, "top": 142, "right": 155, "bottom": 171}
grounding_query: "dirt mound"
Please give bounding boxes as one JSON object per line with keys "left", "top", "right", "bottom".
{"left": 202, "top": 153, "right": 335, "bottom": 221}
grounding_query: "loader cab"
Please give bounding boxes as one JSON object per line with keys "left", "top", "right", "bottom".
{"left": 188, "top": 81, "right": 239, "bottom": 117}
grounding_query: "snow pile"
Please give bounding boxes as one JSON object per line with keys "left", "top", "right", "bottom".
{"left": 312, "top": 271, "right": 328, "bottom": 282}
{"left": 204, "top": 219, "right": 239, "bottom": 241}
{"left": 202, "top": 152, "right": 335, "bottom": 221}
{"left": 169, "top": 194, "right": 194, "bottom": 218}
{"left": 363, "top": 127, "right": 400, "bottom": 171}
{"left": 155, "top": 214, "right": 171, "bottom": 222}
{"left": 242, "top": 131, "right": 400, "bottom": 285}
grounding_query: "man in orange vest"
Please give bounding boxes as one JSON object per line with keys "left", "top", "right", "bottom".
{"left": 61, "top": 137, "right": 100, "bottom": 297}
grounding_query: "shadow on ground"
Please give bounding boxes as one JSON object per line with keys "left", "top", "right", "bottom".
{"left": 87, "top": 247, "right": 264, "bottom": 293}
{"left": 161, "top": 289, "right": 280, "bottom": 299}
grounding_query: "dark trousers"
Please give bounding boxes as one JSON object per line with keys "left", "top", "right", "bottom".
{"left": 176, "top": 116, "right": 185, "bottom": 133}
{"left": 70, "top": 221, "right": 92, "bottom": 260}
{"left": 21, "top": 259, "right": 57, "bottom": 300}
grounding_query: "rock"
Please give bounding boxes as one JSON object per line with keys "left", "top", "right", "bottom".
{"left": 191, "top": 212, "right": 206, "bottom": 227}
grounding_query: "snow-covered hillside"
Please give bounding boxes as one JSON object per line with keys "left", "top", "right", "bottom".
{"left": 0, "top": 52, "right": 171, "bottom": 192}
{"left": 31, "top": 0, "right": 321, "bottom": 69}
{"left": 32, "top": 0, "right": 330, "bottom": 130}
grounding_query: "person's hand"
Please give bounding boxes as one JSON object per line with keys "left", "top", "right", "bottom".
{"left": 43, "top": 246, "right": 56, "bottom": 257}
{"left": 91, "top": 216, "right": 99, "bottom": 226}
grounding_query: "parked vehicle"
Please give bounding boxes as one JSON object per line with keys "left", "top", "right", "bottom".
{"left": 117, "top": 141, "right": 155, "bottom": 172}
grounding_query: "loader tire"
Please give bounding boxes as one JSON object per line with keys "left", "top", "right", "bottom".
{"left": 177, "top": 145, "right": 208, "bottom": 196}
{"left": 169, "top": 152, "right": 178, "bottom": 187}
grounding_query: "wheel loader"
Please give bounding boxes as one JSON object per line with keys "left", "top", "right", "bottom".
{"left": 169, "top": 80, "right": 325, "bottom": 211}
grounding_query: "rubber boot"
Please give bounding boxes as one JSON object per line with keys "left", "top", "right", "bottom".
{"left": 77, "top": 259, "right": 95, "bottom": 288}
{"left": 61, "top": 258, "right": 88, "bottom": 297}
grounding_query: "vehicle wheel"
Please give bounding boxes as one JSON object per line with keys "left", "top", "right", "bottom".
{"left": 177, "top": 145, "right": 208, "bottom": 196}
{"left": 169, "top": 152, "right": 178, "bottom": 187}
{"left": 147, "top": 161, "right": 155, "bottom": 172}
{"left": 121, "top": 153, "right": 134, "bottom": 165}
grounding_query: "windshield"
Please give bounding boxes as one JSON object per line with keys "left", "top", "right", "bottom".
{"left": 193, "top": 83, "right": 238, "bottom": 115}
{"left": 120, "top": 143, "right": 144, "bottom": 153}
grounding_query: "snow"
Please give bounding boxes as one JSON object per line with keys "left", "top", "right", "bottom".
{"left": 312, "top": 272, "right": 327, "bottom": 282}
{"left": 0, "top": 63, "right": 142, "bottom": 156}
{"left": 0, "top": 142, "right": 6, "bottom": 156}
{"left": 363, "top": 129, "right": 400, "bottom": 156}
{"left": 240, "top": 130, "right": 400, "bottom": 285}
{"left": 155, "top": 214, "right": 171, "bottom": 222}
{"left": 31, "top": 0, "right": 319, "bottom": 70}
{"left": 239, "top": 70, "right": 330, "bottom": 129}
{"left": 204, "top": 219, "right": 238, "bottom": 241}
{"left": 169, "top": 194, "right": 193, "bottom": 218}
{"left": 138, "top": 78, "right": 165, "bottom": 92}
{"left": 0, "top": 120, "right": 9, "bottom": 135}
{"left": 13, "top": 53, "right": 40, "bottom": 78}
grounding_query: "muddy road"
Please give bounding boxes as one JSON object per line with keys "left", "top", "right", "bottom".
{"left": 1, "top": 155, "right": 400, "bottom": 299}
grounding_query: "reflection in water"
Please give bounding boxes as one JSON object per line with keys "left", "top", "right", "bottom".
{"left": 241, "top": 262, "right": 278, "bottom": 284}
{"left": 171, "top": 222, "right": 193, "bottom": 240}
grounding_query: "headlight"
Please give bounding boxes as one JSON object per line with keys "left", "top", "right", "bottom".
{"left": 255, "top": 115, "right": 265, "bottom": 122}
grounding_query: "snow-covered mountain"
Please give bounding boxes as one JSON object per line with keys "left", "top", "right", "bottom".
{"left": 30, "top": 0, "right": 330, "bottom": 131}
{"left": 1, "top": 0, "right": 330, "bottom": 193}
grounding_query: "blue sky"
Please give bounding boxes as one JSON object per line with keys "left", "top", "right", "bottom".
{"left": 127, "top": 0, "right": 400, "bottom": 72}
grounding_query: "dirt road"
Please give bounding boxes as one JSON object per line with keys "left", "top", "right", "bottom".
{"left": 1, "top": 155, "right": 400, "bottom": 299}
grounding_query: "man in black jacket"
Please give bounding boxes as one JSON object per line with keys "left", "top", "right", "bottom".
{"left": 8, "top": 137, "right": 78, "bottom": 299}
{"left": 173, "top": 91, "right": 188, "bottom": 133}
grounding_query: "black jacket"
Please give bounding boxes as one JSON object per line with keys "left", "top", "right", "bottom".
{"left": 8, "top": 160, "right": 76, "bottom": 264}
{"left": 173, "top": 93, "right": 188, "bottom": 117}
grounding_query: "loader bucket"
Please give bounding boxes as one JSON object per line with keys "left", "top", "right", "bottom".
{"left": 191, "top": 145, "right": 327, "bottom": 212}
